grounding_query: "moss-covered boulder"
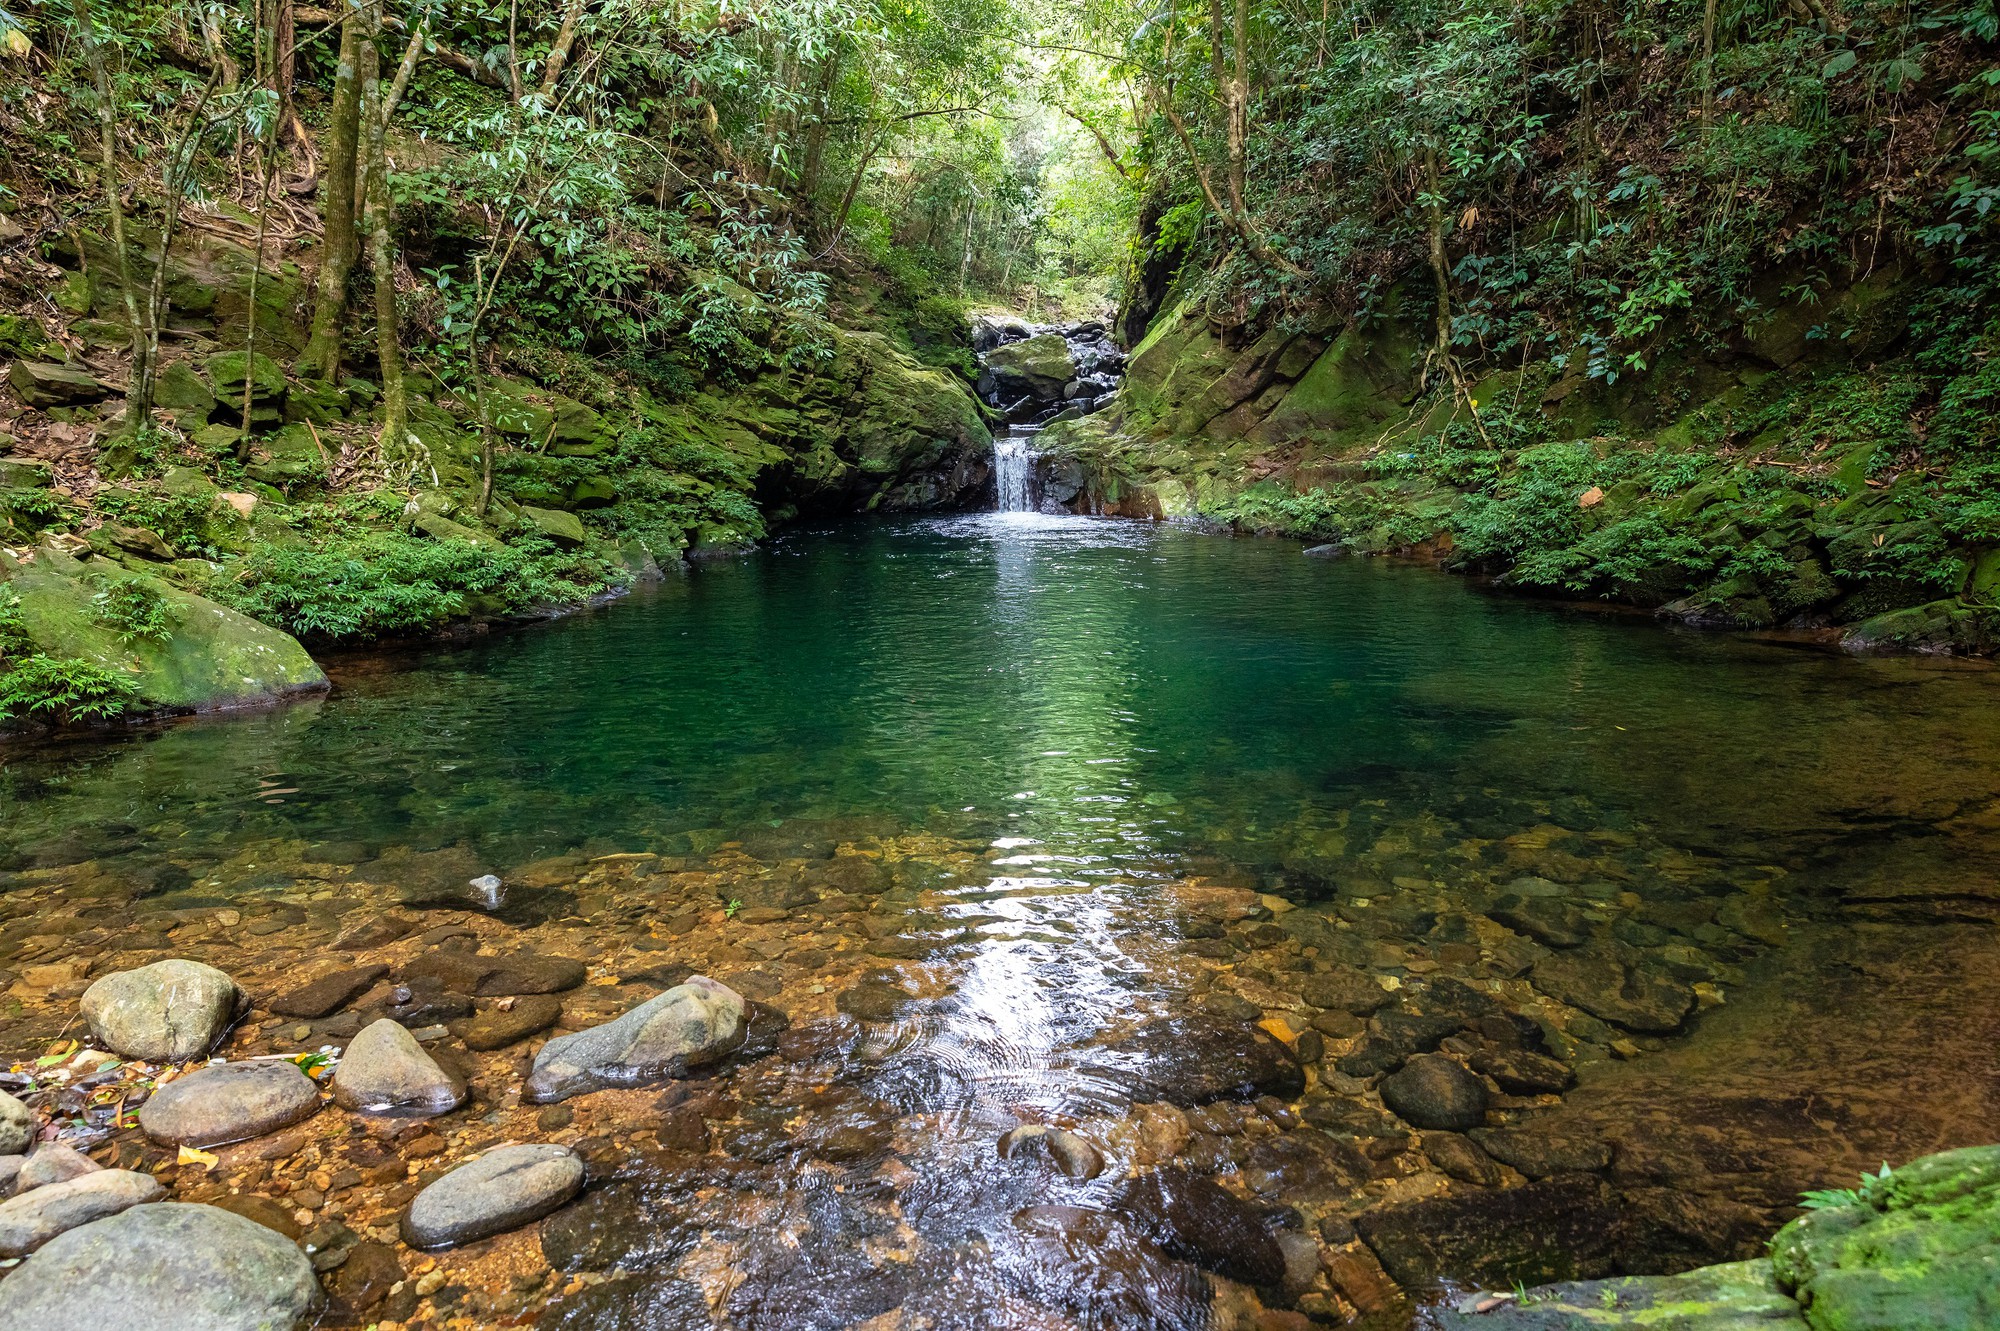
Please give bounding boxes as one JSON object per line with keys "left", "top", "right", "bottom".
{"left": 1429, "top": 1259, "right": 1805, "bottom": 1329}
{"left": 1, "top": 541, "right": 326, "bottom": 715}
{"left": 983, "top": 331, "right": 1076, "bottom": 400}
{"left": 1770, "top": 1145, "right": 2000, "bottom": 1330}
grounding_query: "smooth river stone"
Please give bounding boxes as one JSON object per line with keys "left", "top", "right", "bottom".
{"left": 451, "top": 993, "right": 564, "bottom": 1051}
{"left": 0, "top": 1088, "right": 32, "bottom": 1154}
{"left": 14, "top": 1143, "right": 102, "bottom": 1192}
{"left": 138, "top": 1060, "right": 322, "bottom": 1147}
{"left": 524, "top": 976, "right": 747, "bottom": 1103}
{"left": 0, "top": 1169, "right": 165, "bottom": 1256}
{"left": 80, "top": 959, "right": 241, "bottom": 1062}
{"left": 401, "top": 1144, "right": 584, "bottom": 1249}
{"left": 331, "top": 1019, "right": 465, "bottom": 1116}
{"left": 0, "top": 1201, "right": 320, "bottom": 1330}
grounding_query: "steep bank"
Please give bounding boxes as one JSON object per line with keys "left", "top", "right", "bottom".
{"left": 1033, "top": 273, "right": 2000, "bottom": 654}
{"left": 1, "top": 229, "right": 994, "bottom": 731}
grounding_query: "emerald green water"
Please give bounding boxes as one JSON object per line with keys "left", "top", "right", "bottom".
{"left": 4, "top": 512, "right": 1999, "bottom": 898}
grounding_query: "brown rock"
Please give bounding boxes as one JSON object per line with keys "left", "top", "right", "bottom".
{"left": 450, "top": 994, "right": 565, "bottom": 1051}
{"left": 270, "top": 965, "right": 390, "bottom": 1019}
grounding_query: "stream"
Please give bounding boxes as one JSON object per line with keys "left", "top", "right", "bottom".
{"left": 3, "top": 516, "right": 2000, "bottom": 1327}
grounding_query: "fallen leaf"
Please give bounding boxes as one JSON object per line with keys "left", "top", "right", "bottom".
{"left": 177, "top": 1145, "right": 218, "bottom": 1168}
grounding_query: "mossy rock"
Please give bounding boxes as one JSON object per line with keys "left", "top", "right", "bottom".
{"left": 0, "top": 313, "right": 61, "bottom": 361}
{"left": 0, "top": 458, "right": 53, "bottom": 490}
{"left": 154, "top": 361, "right": 217, "bottom": 414}
{"left": 569, "top": 475, "right": 617, "bottom": 508}
{"left": 518, "top": 505, "right": 586, "bottom": 546}
{"left": 52, "top": 270, "right": 92, "bottom": 316}
{"left": 285, "top": 378, "right": 348, "bottom": 426}
{"left": 207, "top": 350, "right": 288, "bottom": 404}
{"left": 1770, "top": 1145, "right": 2000, "bottom": 1330}
{"left": 1, "top": 542, "right": 326, "bottom": 713}
{"left": 1842, "top": 600, "right": 2000, "bottom": 655}
{"left": 1428, "top": 1260, "right": 1804, "bottom": 1329}
{"left": 983, "top": 332, "right": 1076, "bottom": 399}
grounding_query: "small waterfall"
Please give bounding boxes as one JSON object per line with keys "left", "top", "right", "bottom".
{"left": 994, "top": 427, "right": 1038, "bottom": 513}
{"left": 973, "top": 316, "right": 1126, "bottom": 514}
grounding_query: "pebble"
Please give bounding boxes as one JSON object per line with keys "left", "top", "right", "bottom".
{"left": 0, "top": 1169, "right": 166, "bottom": 1256}
{"left": 525, "top": 977, "right": 746, "bottom": 1103}
{"left": 79, "top": 959, "right": 241, "bottom": 1062}
{"left": 330, "top": 1019, "right": 466, "bottom": 1116}
{"left": 138, "top": 1060, "right": 323, "bottom": 1147}
{"left": 0, "top": 1089, "right": 32, "bottom": 1155}
{"left": 401, "top": 1144, "right": 585, "bottom": 1249}
{"left": 13, "top": 1143, "right": 102, "bottom": 1192}
{"left": 0, "top": 1201, "right": 320, "bottom": 1329}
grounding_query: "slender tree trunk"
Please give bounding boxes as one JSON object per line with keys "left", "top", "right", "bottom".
{"left": 68, "top": 0, "right": 153, "bottom": 428}
{"left": 1227, "top": 0, "right": 1250, "bottom": 217}
{"left": 829, "top": 128, "right": 888, "bottom": 245}
{"left": 539, "top": 0, "right": 586, "bottom": 99}
{"left": 1423, "top": 148, "right": 1487, "bottom": 440}
{"left": 383, "top": 19, "right": 426, "bottom": 121}
{"left": 299, "top": 10, "right": 362, "bottom": 380}
{"left": 240, "top": 111, "right": 284, "bottom": 453}
{"left": 797, "top": 54, "right": 840, "bottom": 203}
{"left": 356, "top": 0, "right": 407, "bottom": 456}
{"left": 1700, "top": 0, "right": 1719, "bottom": 129}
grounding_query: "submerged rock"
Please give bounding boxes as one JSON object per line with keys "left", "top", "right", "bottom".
{"left": 0, "top": 1170, "right": 166, "bottom": 1256}
{"left": 1380, "top": 1055, "right": 1490, "bottom": 1132}
{"left": 137, "top": 1059, "right": 321, "bottom": 1146}
{"left": 1112, "top": 1015, "right": 1306, "bottom": 1107}
{"left": 80, "top": 959, "right": 242, "bottom": 1062}
{"left": 451, "top": 992, "right": 564, "bottom": 1050}
{"left": 402, "top": 1144, "right": 584, "bottom": 1249}
{"left": 524, "top": 976, "right": 747, "bottom": 1103}
{"left": 1531, "top": 947, "right": 1694, "bottom": 1033}
{"left": 0, "top": 1201, "right": 321, "bottom": 1329}
{"left": 330, "top": 1019, "right": 466, "bottom": 1116}
{"left": 1356, "top": 1175, "right": 1619, "bottom": 1289}
{"left": 1116, "top": 1166, "right": 1288, "bottom": 1287}
{"left": 997, "top": 1124, "right": 1105, "bottom": 1180}
{"left": 271, "top": 964, "right": 388, "bottom": 1019}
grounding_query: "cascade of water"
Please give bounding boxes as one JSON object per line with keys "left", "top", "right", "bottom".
{"left": 993, "top": 426, "right": 1038, "bottom": 512}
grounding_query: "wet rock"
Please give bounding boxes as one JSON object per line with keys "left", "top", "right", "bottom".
{"left": 330, "top": 1019, "right": 466, "bottom": 1116}
{"left": 1490, "top": 895, "right": 1591, "bottom": 949}
{"left": 0, "top": 1089, "right": 31, "bottom": 1154}
{"left": 1300, "top": 966, "right": 1393, "bottom": 1013}
{"left": 1116, "top": 1166, "right": 1288, "bottom": 1286}
{"left": 1240, "top": 1129, "right": 1372, "bottom": 1201}
{"left": 1380, "top": 1055, "right": 1490, "bottom": 1132}
{"left": 985, "top": 1207, "right": 1212, "bottom": 1331}
{"left": 0, "top": 1169, "right": 166, "bottom": 1256}
{"left": 997, "top": 1124, "right": 1105, "bottom": 1179}
{"left": 384, "top": 975, "right": 477, "bottom": 1026}
{"left": 1356, "top": 1174, "right": 1619, "bottom": 1288}
{"left": 1471, "top": 1126, "right": 1612, "bottom": 1178}
{"left": 1300, "top": 1095, "right": 1403, "bottom": 1137}
{"left": 0, "top": 1201, "right": 320, "bottom": 1329}
{"left": 1337, "top": 1009, "right": 1469, "bottom": 1078}
{"left": 451, "top": 993, "right": 564, "bottom": 1050}
{"left": 1423, "top": 1131, "right": 1507, "bottom": 1186}
{"left": 137, "top": 1060, "right": 322, "bottom": 1147}
{"left": 525, "top": 976, "right": 747, "bottom": 1103}
{"left": 80, "top": 958, "right": 241, "bottom": 1061}
{"left": 836, "top": 977, "right": 915, "bottom": 1022}
{"left": 208, "top": 1192, "right": 303, "bottom": 1239}
{"left": 270, "top": 964, "right": 389, "bottom": 1019}
{"left": 1428, "top": 1259, "right": 1804, "bottom": 1330}
{"left": 328, "top": 1239, "right": 403, "bottom": 1313}
{"left": 1113, "top": 1016, "right": 1305, "bottom": 1107}
{"left": 14, "top": 1143, "right": 101, "bottom": 1192}
{"left": 402, "top": 1143, "right": 585, "bottom": 1249}
{"left": 1532, "top": 947, "right": 1695, "bottom": 1033}
{"left": 1469, "top": 1046, "right": 1576, "bottom": 1095}
{"left": 541, "top": 1181, "right": 700, "bottom": 1272}
{"left": 728, "top": 1234, "right": 911, "bottom": 1331}
{"left": 543, "top": 1275, "right": 713, "bottom": 1330}
{"left": 476, "top": 952, "right": 588, "bottom": 996}
{"left": 789, "top": 1088, "right": 896, "bottom": 1164}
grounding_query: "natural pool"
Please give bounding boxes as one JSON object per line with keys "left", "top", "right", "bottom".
{"left": 3, "top": 514, "right": 1999, "bottom": 1328}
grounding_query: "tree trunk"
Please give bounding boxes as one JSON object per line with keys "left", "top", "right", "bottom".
{"left": 68, "top": 0, "right": 154, "bottom": 428}
{"left": 356, "top": 0, "right": 407, "bottom": 457}
{"left": 1700, "top": 0, "right": 1719, "bottom": 129}
{"left": 299, "top": 11, "right": 362, "bottom": 380}
{"left": 539, "top": 0, "right": 586, "bottom": 99}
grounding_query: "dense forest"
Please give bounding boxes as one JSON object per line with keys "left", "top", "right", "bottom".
{"left": 0, "top": 0, "right": 1997, "bottom": 725}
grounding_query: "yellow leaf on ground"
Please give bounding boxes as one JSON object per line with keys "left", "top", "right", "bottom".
{"left": 177, "top": 1145, "right": 218, "bottom": 1168}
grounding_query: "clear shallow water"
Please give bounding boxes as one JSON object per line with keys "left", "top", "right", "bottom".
{"left": 7, "top": 512, "right": 1998, "bottom": 892}
{"left": 6, "top": 514, "right": 2000, "bottom": 1326}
